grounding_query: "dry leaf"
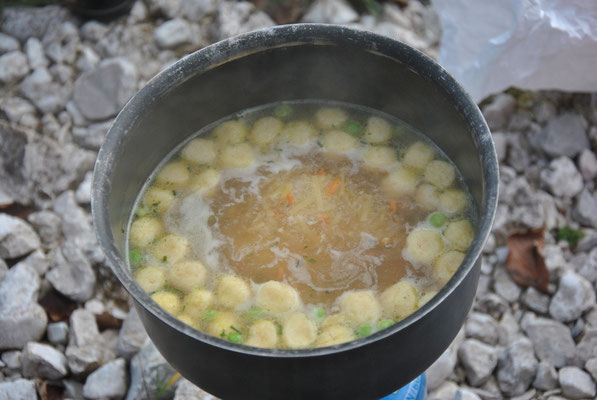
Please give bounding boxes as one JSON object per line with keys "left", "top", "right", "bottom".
{"left": 505, "top": 228, "right": 549, "bottom": 292}
{"left": 95, "top": 311, "right": 123, "bottom": 331}
{"left": 36, "top": 380, "right": 63, "bottom": 400}
{"left": 39, "top": 289, "right": 78, "bottom": 322}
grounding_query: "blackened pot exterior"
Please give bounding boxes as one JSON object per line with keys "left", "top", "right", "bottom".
{"left": 92, "top": 24, "right": 498, "bottom": 400}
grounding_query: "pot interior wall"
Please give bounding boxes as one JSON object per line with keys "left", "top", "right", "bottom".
{"left": 107, "top": 43, "right": 483, "bottom": 259}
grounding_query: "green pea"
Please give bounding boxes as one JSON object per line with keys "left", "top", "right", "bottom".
{"left": 429, "top": 213, "right": 447, "bottom": 228}
{"left": 345, "top": 121, "right": 363, "bottom": 137}
{"left": 274, "top": 104, "right": 293, "bottom": 119}
{"left": 129, "top": 250, "right": 142, "bottom": 265}
{"left": 202, "top": 309, "right": 216, "bottom": 321}
{"left": 246, "top": 306, "right": 264, "bottom": 321}
{"left": 356, "top": 324, "right": 372, "bottom": 338}
{"left": 228, "top": 332, "right": 243, "bottom": 343}
{"left": 377, "top": 319, "right": 394, "bottom": 331}
{"left": 315, "top": 307, "right": 326, "bottom": 319}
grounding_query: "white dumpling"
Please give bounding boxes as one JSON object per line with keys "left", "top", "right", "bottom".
{"left": 155, "top": 161, "right": 190, "bottom": 186}
{"left": 151, "top": 291, "right": 182, "bottom": 315}
{"left": 439, "top": 189, "right": 467, "bottom": 214}
{"left": 433, "top": 250, "right": 465, "bottom": 284}
{"left": 246, "top": 320, "right": 279, "bottom": 349}
{"left": 208, "top": 311, "right": 240, "bottom": 337}
{"left": 152, "top": 234, "right": 191, "bottom": 265}
{"left": 256, "top": 281, "right": 300, "bottom": 314}
{"left": 282, "top": 312, "right": 317, "bottom": 349}
{"left": 280, "top": 121, "right": 316, "bottom": 145}
{"left": 445, "top": 220, "right": 474, "bottom": 251}
{"left": 403, "top": 142, "right": 435, "bottom": 170}
{"left": 182, "top": 288, "right": 214, "bottom": 319}
{"left": 405, "top": 229, "right": 444, "bottom": 265}
{"left": 415, "top": 183, "right": 440, "bottom": 210}
{"left": 362, "top": 146, "right": 398, "bottom": 170}
{"left": 321, "top": 313, "right": 349, "bottom": 329}
{"left": 424, "top": 160, "right": 456, "bottom": 189}
{"left": 189, "top": 168, "right": 220, "bottom": 193}
{"left": 143, "top": 187, "right": 175, "bottom": 215}
{"left": 134, "top": 265, "right": 166, "bottom": 293}
{"left": 213, "top": 120, "right": 247, "bottom": 146}
{"left": 315, "top": 107, "right": 348, "bottom": 130}
{"left": 340, "top": 291, "right": 381, "bottom": 326}
{"left": 176, "top": 313, "right": 198, "bottom": 329}
{"left": 130, "top": 217, "right": 164, "bottom": 248}
{"left": 382, "top": 167, "right": 418, "bottom": 196}
{"left": 418, "top": 290, "right": 438, "bottom": 307}
{"left": 322, "top": 130, "right": 358, "bottom": 153}
{"left": 216, "top": 275, "right": 251, "bottom": 309}
{"left": 181, "top": 138, "right": 217, "bottom": 165}
{"left": 315, "top": 325, "right": 356, "bottom": 348}
{"left": 363, "top": 116, "right": 392, "bottom": 144}
{"left": 219, "top": 143, "right": 254, "bottom": 168}
{"left": 249, "top": 117, "right": 283, "bottom": 146}
{"left": 380, "top": 281, "right": 418, "bottom": 320}
{"left": 167, "top": 261, "right": 207, "bottom": 292}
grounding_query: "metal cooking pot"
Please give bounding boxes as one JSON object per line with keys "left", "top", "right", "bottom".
{"left": 92, "top": 24, "right": 498, "bottom": 400}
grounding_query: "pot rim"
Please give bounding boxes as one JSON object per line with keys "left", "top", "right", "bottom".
{"left": 92, "top": 23, "right": 499, "bottom": 358}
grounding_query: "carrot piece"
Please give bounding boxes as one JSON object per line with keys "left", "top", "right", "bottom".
{"left": 328, "top": 178, "right": 341, "bottom": 196}
{"left": 389, "top": 199, "right": 398, "bottom": 213}
{"left": 317, "top": 168, "right": 325, "bottom": 176}
{"left": 286, "top": 193, "right": 294, "bottom": 206}
{"left": 321, "top": 215, "right": 329, "bottom": 223}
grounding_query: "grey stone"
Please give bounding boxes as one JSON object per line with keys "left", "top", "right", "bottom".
{"left": 0, "top": 214, "right": 40, "bottom": 259}
{"left": 2, "top": 350, "right": 22, "bottom": 369}
{"left": 458, "top": 339, "right": 499, "bottom": 386}
{"left": 154, "top": 18, "right": 192, "bottom": 49}
{"left": 428, "top": 381, "right": 481, "bottom": 400}
{"left": 0, "top": 379, "right": 37, "bottom": 400}
{"left": 0, "top": 32, "right": 19, "bottom": 54}
{"left": 578, "top": 247, "right": 597, "bottom": 283}
{"left": 19, "top": 67, "right": 70, "bottom": 113}
{"left": 127, "top": 0, "right": 149, "bottom": 23}
{"left": 0, "top": 97, "right": 35, "bottom": 123}
{"left": 66, "top": 309, "right": 115, "bottom": 375}
{"left": 14, "top": 250, "right": 50, "bottom": 276}
{"left": 559, "top": 366, "right": 596, "bottom": 399}
{"left": 80, "top": 20, "right": 109, "bottom": 42}
{"left": 83, "top": 358, "right": 128, "bottom": 399}
{"left": 0, "top": 262, "right": 40, "bottom": 306}
{"left": 538, "top": 113, "right": 589, "bottom": 157}
{"left": 426, "top": 330, "right": 464, "bottom": 390}
{"left": 0, "top": 51, "right": 30, "bottom": 83}
{"left": 0, "top": 303, "right": 47, "bottom": 350}
{"left": 47, "top": 321, "right": 69, "bottom": 345}
{"left": 465, "top": 312, "right": 498, "bottom": 345}
{"left": 586, "top": 307, "right": 597, "bottom": 327}
{"left": 175, "top": 378, "right": 219, "bottom": 400}
{"left": 540, "top": 156, "right": 584, "bottom": 198}
{"left": 75, "top": 171, "right": 93, "bottom": 205}
{"left": 42, "top": 21, "right": 79, "bottom": 65}
{"left": 76, "top": 45, "right": 101, "bottom": 72}
{"left": 586, "top": 358, "right": 597, "bottom": 382}
{"left": 492, "top": 132, "right": 508, "bottom": 163}
{"left": 533, "top": 361, "right": 558, "bottom": 391}
{"left": 0, "top": 258, "right": 6, "bottom": 280}
{"left": 521, "top": 314, "right": 577, "bottom": 367}
{"left": 63, "top": 379, "right": 85, "bottom": 399}
{"left": 72, "top": 120, "right": 112, "bottom": 150}
{"left": 549, "top": 270, "right": 595, "bottom": 322}
{"left": 46, "top": 241, "right": 96, "bottom": 302}
{"left": 497, "top": 311, "right": 521, "bottom": 346}
{"left": 579, "top": 149, "right": 597, "bottom": 181}
{"left": 212, "top": 1, "right": 275, "bottom": 41}
{"left": 24, "top": 37, "right": 48, "bottom": 69}
{"left": 21, "top": 342, "right": 68, "bottom": 380}
{"left": 302, "top": 0, "right": 359, "bottom": 24}
{"left": 144, "top": 0, "right": 182, "bottom": 18}
{"left": 27, "top": 210, "right": 62, "bottom": 246}
{"left": 475, "top": 293, "right": 508, "bottom": 319}
{"left": 493, "top": 267, "right": 521, "bottom": 303}
{"left": 126, "top": 342, "right": 178, "bottom": 400}
{"left": 521, "top": 287, "right": 550, "bottom": 314}
{"left": 574, "top": 189, "right": 597, "bottom": 228}
{"left": 482, "top": 93, "right": 516, "bottom": 130}
{"left": 66, "top": 100, "right": 88, "bottom": 126}
{"left": 118, "top": 307, "right": 148, "bottom": 359}
{"left": 0, "top": 5, "right": 71, "bottom": 41}
{"left": 49, "top": 63, "right": 74, "bottom": 84}
{"left": 496, "top": 337, "right": 538, "bottom": 396}
{"left": 181, "top": 0, "right": 220, "bottom": 21}
{"left": 577, "top": 328, "right": 597, "bottom": 364}
{"left": 73, "top": 58, "right": 138, "bottom": 121}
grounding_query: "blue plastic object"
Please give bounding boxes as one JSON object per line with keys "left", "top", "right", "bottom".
{"left": 380, "top": 374, "right": 426, "bottom": 400}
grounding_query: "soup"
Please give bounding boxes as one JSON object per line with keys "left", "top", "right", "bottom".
{"left": 128, "top": 101, "right": 476, "bottom": 349}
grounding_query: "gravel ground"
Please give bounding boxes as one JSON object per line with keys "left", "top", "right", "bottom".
{"left": 0, "top": 1, "right": 596, "bottom": 399}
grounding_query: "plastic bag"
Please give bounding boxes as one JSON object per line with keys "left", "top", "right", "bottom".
{"left": 432, "top": 0, "right": 597, "bottom": 102}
